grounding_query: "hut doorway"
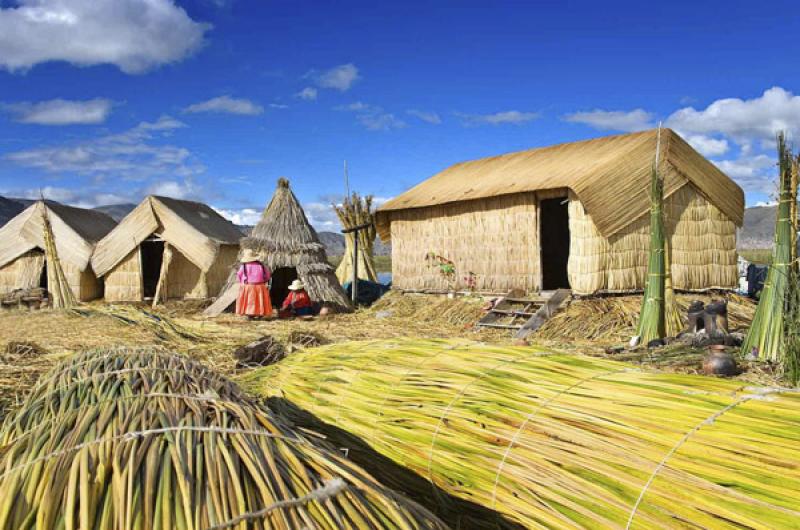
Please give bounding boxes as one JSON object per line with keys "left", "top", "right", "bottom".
{"left": 140, "top": 240, "right": 164, "bottom": 299}
{"left": 39, "top": 261, "right": 48, "bottom": 290}
{"left": 540, "top": 197, "right": 571, "bottom": 290}
{"left": 270, "top": 267, "right": 298, "bottom": 308}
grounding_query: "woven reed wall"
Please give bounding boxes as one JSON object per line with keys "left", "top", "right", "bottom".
{"left": 165, "top": 249, "right": 203, "bottom": 299}
{"left": 568, "top": 185, "right": 738, "bottom": 294}
{"left": 667, "top": 185, "right": 738, "bottom": 290}
{"left": 0, "top": 250, "right": 43, "bottom": 294}
{"left": 389, "top": 193, "right": 539, "bottom": 292}
{"left": 207, "top": 244, "right": 238, "bottom": 292}
{"left": 78, "top": 267, "right": 103, "bottom": 302}
{"left": 104, "top": 248, "right": 142, "bottom": 302}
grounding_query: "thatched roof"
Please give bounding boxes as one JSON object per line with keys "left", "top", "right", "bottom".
{"left": 205, "top": 178, "right": 351, "bottom": 315}
{"left": 0, "top": 201, "right": 116, "bottom": 272}
{"left": 92, "top": 196, "right": 241, "bottom": 276}
{"left": 376, "top": 128, "right": 744, "bottom": 238}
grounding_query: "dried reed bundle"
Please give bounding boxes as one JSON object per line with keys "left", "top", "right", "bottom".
{"left": 0, "top": 349, "right": 448, "bottom": 530}
{"left": 41, "top": 203, "right": 77, "bottom": 309}
{"left": 334, "top": 192, "right": 378, "bottom": 284}
{"left": 243, "top": 338, "right": 800, "bottom": 529}
{"left": 742, "top": 134, "right": 797, "bottom": 362}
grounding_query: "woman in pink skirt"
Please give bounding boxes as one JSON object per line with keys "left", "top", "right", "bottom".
{"left": 235, "top": 249, "right": 273, "bottom": 319}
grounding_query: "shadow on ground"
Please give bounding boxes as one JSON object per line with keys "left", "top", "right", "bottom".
{"left": 267, "top": 396, "right": 525, "bottom": 530}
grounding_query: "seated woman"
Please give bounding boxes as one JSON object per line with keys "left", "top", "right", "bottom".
{"left": 280, "top": 279, "right": 314, "bottom": 317}
{"left": 235, "top": 249, "right": 272, "bottom": 319}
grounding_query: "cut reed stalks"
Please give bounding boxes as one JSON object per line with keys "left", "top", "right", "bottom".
{"left": 0, "top": 348, "right": 448, "bottom": 530}
{"left": 334, "top": 192, "right": 378, "bottom": 284}
{"left": 242, "top": 338, "right": 800, "bottom": 529}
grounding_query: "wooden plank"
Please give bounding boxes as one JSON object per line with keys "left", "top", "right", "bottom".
{"left": 491, "top": 309, "right": 536, "bottom": 317}
{"left": 479, "top": 322, "right": 524, "bottom": 330}
{"left": 203, "top": 283, "right": 238, "bottom": 317}
{"left": 477, "top": 289, "right": 523, "bottom": 326}
{"left": 516, "top": 289, "right": 571, "bottom": 338}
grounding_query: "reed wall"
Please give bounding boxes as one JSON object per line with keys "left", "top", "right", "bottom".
{"left": 568, "top": 185, "right": 738, "bottom": 294}
{"left": 0, "top": 250, "right": 102, "bottom": 301}
{"left": 104, "top": 248, "right": 142, "bottom": 302}
{"left": 389, "top": 184, "right": 738, "bottom": 295}
{"left": 389, "top": 193, "right": 539, "bottom": 292}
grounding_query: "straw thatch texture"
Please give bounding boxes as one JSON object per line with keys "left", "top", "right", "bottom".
{"left": 377, "top": 128, "right": 743, "bottom": 239}
{"left": 0, "top": 201, "right": 114, "bottom": 301}
{"left": 570, "top": 186, "right": 738, "bottom": 294}
{"left": 389, "top": 193, "right": 539, "bottom": 293}
{"left": 92, "top": 196, "right": 241, "bottom": 278}
{"left": 206, "top": 179, "right": 351, "bottom": 315}
{"left": 334, "top": 193, "right": 378, "bottom": 284}
{"left": 243, "top": 338, "right": 800, "bottom": 530}
{"left": 94, "top": 196, "right": 241, "bottom": 302}
{"left": 0, "top": 349, "right": 448, "bottom": 530}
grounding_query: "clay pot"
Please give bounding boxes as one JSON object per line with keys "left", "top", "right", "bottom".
{"left": 703, "top": 347, "right": 738, "bottom": 376}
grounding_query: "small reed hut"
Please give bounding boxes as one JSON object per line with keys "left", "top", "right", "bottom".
{"left": 0, "top": 201, "right": 116, "bottom": 301}
{"left": 205, "top": 178, "right": 351, "bottom": 316}
{"left": 376, "top": 129, "right": 744, "bottom": 296}
{"left": 92, "top": 196, "right": 241, "bottom": 302}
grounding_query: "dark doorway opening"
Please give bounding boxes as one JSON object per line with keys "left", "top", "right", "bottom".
{"left": 141, "top": 240, "right": 164, "bottom": 299}
{"left": 540, "top": 197, "right": 571, "bottom": 290}
{"left": 39, "top": 261, "right": 48, "bottom": 291}
{"left": 270, "top": 267, "right": 298, "bottom": 308}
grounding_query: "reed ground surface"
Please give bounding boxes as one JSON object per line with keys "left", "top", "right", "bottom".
{"left": 0, "top": 289, "right": 766, "bottom": 419}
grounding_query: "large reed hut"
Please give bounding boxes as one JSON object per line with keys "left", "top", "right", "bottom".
{"left": 205, "top": 178, "right": 351, "bottom": 315}
{"left": 0, "top": 201, "right": 116, "bottom": 301}
{"left": 92, "top": 196, "right": 241, "bottom": 302}
{"left": 376, "top": 129, "right": 744, "bottom": 296}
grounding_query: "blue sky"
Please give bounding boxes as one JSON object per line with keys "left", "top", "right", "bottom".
{"left": 0, "top": 0, "right": 799, "bottom": 230}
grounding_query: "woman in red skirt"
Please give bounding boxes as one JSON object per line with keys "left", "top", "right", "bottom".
{"left": 235, "top": 249, "right": 273, "bottom": 319}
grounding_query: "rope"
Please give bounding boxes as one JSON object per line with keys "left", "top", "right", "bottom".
{"left": 207, "top": 478, "right": 348, "bottom": 530}
{"left": 490, "top": 367, "right": 634, "bottom": 508}
{"left": 625, "top": 387, "right": 799, "bottom": 529}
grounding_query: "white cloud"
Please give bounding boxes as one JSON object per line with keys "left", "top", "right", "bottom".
{"left": 183, "top": 96, "right": 263, "bottom": 116}
{"left": 666, "top": 87, "right": 800, "bottom": 146}
{"left": 315, "top": 63, "right": 360, "bottom": 91}
{"left": 6, "top": 186, "right": 133, "bottom": 209}
{"left": 406, "top": 109, "right": 442, "bottom": 124}
{"left": 2, "top": 98, "right": 113, "bottom": 125}
{"left": 562, "top": 109, "right": 653, "bottom": 132}
{"left": 296, "top": 87, "right": 318, "bottom": 101}
{"left": 336, "top": 102, "right": 406, "bottom": 131}
{"left": 682, "top": 134, "right": 730, "bottom": 157}
{"left": 0, "top": 0, "right": 209, "bottom": 74}
{"left": 269, "top": 103, "right": 288, "bottom": 109}
{"left": 146, "top": 179, "right": 199, "bottom": 199}
{"left": 4, "top": 115, "right": 201, "bottom": 180}
{"left": 303, "top": 202, "right": 341, "bottom": 231}
{"left": 213, "top": 207, "right": 261, "bottom": 226}
{"left": 714, "top": 154, "right": 777, "bottom": 195}
{"left": 457, "top": 110, "right": 540, "bottom": 126}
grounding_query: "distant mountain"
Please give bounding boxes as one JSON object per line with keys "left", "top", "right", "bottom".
{"left": 0, "top": 197, "right": 25, "bottom": 227}
{"left": 93, "top": 203, "right": 137, "bottom": 222}
{"left": 737, "top": 204, "right": 798, "bottom": 250}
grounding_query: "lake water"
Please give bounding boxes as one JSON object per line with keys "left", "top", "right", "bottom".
{"left": 378, "top": 272, "right": 392, "bottom": 285}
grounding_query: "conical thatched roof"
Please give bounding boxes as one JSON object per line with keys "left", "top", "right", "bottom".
{"left": 205, "top": 178, "right": 351, "bottom": 316}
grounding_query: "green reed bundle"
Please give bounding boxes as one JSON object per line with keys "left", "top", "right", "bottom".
{"left": 0, "top": 349, "right": 447, "bottom": 530}
{"left": 40, "top": 203, "right": 77, "bottom": 309}
{"left": 334, "top": 192, "right": 378, "bottom": 284}
{"left": 742, "top": 133, "right": 797, "bottom": 363}
{"left": 242, "top": 338, "right": 800, "bottom": 530}
{"left": 633, "top": 128, "right": 674, "bottom": 345}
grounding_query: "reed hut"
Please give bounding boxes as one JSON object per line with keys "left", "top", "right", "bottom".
{"left": 205, "top": 178, "right": 351, "bottom": 315}
{"left": 92, "top": 196, "right": 241, "bottom": 302}
{"left": 376, "top": 128, "right": 744, "bottom": 295}
{"left": 0, "top": 201, "right": 116, "bottom": 301}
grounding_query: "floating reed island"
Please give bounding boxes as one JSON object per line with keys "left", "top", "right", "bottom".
{"left": 242, "top": 338, "right": 800, "bottom": 530}
{"left": 0, "top": 349, "right": 447, "bottom": 530}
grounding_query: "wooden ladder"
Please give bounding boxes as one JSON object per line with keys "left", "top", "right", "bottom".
{"left": 476, "top": 288, "right": 571, "bottom": 338}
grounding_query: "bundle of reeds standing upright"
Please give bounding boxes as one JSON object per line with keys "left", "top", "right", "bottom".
{"left": 243, "top": 338, "right": 800, "bottom": 530}
{"left": 632, "top": 127, "right": 680, "bottom": 345}
{"left": 742, "top": 133, "right": 798, "bottom": 364}
{"left": 781, "top": 153, "right": 800, "bottom": 383}
{"left": 334, "top": 192, "right": 378, "bottom": 284}
{"left": 0, "top": 349, "right": 448, "bottom": 530}
{"left": 40, "top": 203, "right": 77, "bottom": 309}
